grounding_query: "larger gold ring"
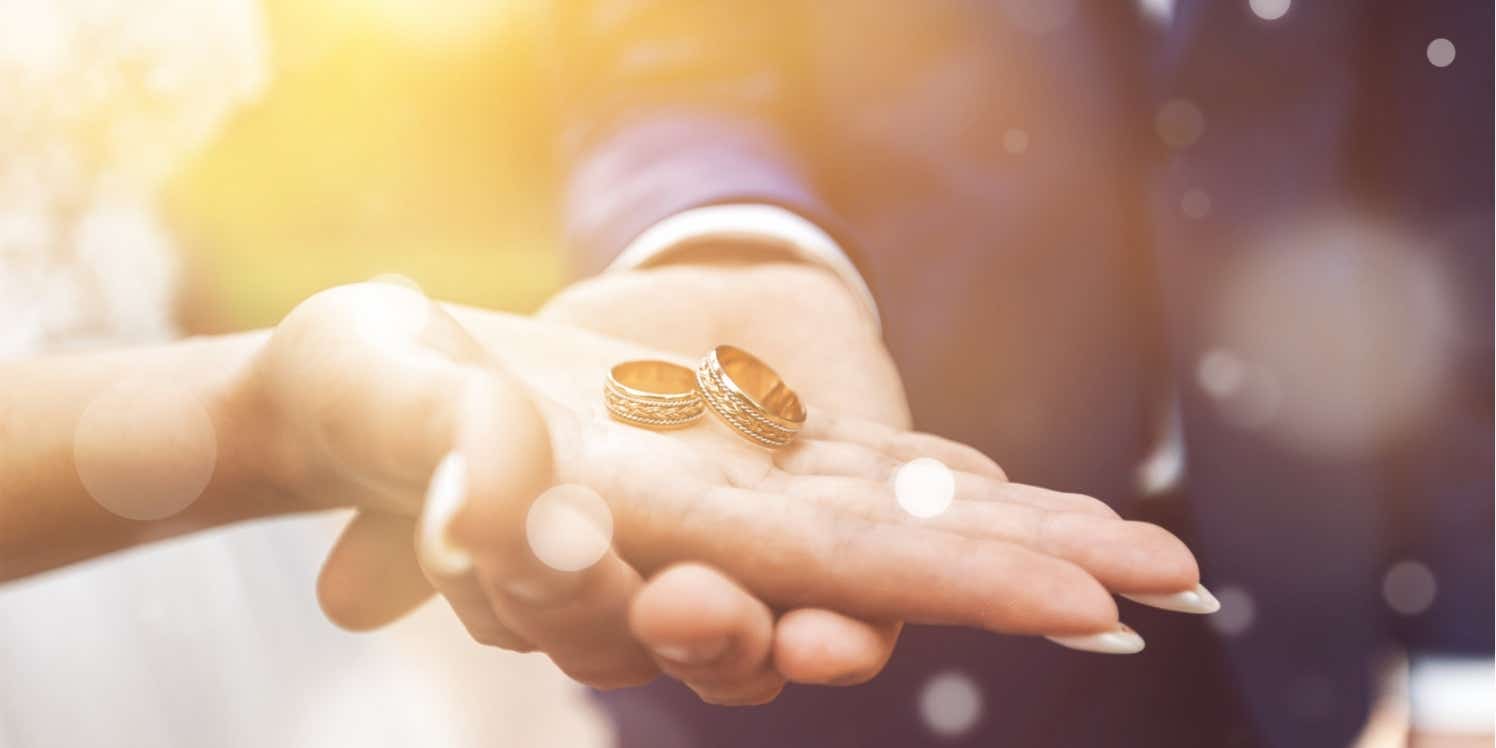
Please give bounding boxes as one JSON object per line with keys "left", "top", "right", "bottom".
{"left": 696, "top": 345, "right": 806, "bottom": 449}
{"left": 605, "top": 360, "right": 706, "bottom": 429}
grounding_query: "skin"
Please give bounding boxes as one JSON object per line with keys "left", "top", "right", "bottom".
{"left": 0, "top": 274, "right": 1203, "bottom": 710}
{"left": 1411, "top": 735, "right": 1495, "bottom": 748}
{"left": 2, "top": 266, "right": 1476, "bottom": 742}
{"left": 311, "top": 260, "right": 1201, "bottom": 703}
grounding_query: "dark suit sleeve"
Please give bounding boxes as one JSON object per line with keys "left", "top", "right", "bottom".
{"left": 552, "top": 0, "right": 834, "bottom": 276}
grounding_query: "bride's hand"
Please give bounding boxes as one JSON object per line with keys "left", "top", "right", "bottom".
{"left": 251, "top": 283, "right": 1201, "bottom": 704}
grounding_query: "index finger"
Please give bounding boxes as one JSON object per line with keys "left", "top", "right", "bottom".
{"left": 612, "top": 485, "right": 1118, "bottom": 637}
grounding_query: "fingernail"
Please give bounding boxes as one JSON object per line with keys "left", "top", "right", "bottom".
{"left": 652, "top": 639, "right": 729, "bottom": 666}
{"left": 1122, "top": 584, "right": 1221, "bottom": 615}
{"left": 418, "top": 452, "right": 473, "bottom": 576}
{"left": 1046, "top": 623, "right": 1146, "bottom": 655}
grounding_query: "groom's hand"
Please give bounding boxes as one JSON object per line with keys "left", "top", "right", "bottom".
{"left": 539, "top": 259, "right": 958, "bottom": 698}
{"left": 540, "top": 258, "right": 1216, "bottom": 698}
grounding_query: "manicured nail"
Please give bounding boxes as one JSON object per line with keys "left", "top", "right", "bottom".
{"left": 418, "top": 452, "right": 473, "bottom": 577}
{"left": 652, "top": 639, "right": 729, "bottom": 667}
{"left": 1122, "top": 584, "right": 1221, "bottom": 614}
{"left": 1046, "top": 623, "right": 1146, "bottom": 655}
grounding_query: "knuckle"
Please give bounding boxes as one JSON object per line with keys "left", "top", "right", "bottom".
{"left": 696, "top": 682, "right": 785, "bottom": 707}
{"left": 1063, "top": 491, "right": 1120, "bottom": 518}
{"left": 280, "top": 284, "right": 380, "bottom": 338}
{"left": 468, "top": 629, "right": 503, "bottom": 647}
{"left": 482, "top": 573, "right": 585, "bottom": 611}
{"left": 826, "top": 665, "right": 883, "bottom": 687}
{"left": 560, "top": 662, "right": 659, "bottom": 691}
{"left": 649, "top": 562, "right": 725, "bottom": 591}
{"left": 462, "top": 621, "right": 533, "bottom": 651}
{"left": 273, "top": 283, "right": 432, "bottom": 364}
{"left": 474, "top": 631, "right": 529, "bottom": 651}
{"left": 776, "top": 651, "right": 868, "bottom": 685}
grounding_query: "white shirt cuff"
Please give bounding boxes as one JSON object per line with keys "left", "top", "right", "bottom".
{"left": 606, "top": 204, "right": 881, "bottom": 333}
{"left": 1409, "top": 655, "right": 1495, "bottom": 734}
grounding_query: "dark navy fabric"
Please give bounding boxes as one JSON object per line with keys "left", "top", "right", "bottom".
{"left": 554, "top": 2, "right": 1494, "bottom": 746}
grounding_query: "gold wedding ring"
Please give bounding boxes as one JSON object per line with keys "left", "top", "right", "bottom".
{"left": 696, "top": 345, "right": 806, "bottom": 449}
{"left": 604, "top": 360, "right": 706, "bottom": 429}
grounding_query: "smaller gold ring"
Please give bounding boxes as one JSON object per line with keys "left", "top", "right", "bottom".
{"left": 605, "top": 360, "right": 706, "bottom": 430}
{"left": 696, "top": 345, "right": 807, "bottom": 449}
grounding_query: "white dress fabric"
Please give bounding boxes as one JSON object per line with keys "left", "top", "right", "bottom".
{"left": 0, "top": 3, "right": 609, "bottom": 746}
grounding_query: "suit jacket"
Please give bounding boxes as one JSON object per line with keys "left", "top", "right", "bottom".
{"left": 556, "top": 2, "right": 1493, "bottom": 746}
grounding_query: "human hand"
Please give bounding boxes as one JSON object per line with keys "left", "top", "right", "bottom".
{"left": 244, "top": 281, "right": 1204, "bottom": 703}
{"left": 1409, "top": 732, "right": 1495, "bottom": 748}
{"left": 536, "top": 260, "right": 912, "bottom": 700}
{"left": 522, "top": 262, "right": 1207, "bottom": 700}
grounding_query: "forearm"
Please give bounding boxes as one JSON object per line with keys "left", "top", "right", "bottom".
{"left": 0, "top": 300, "right": 679, "bottom": 583}
{"left": 0, "top": 331, "right": 280, "bottom": 580}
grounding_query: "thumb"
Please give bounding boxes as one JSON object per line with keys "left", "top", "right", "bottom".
{"left": 318, "top": 513, "right": 431, "bottom": 630}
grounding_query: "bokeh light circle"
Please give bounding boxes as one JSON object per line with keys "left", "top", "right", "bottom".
{"left": 894, "top": 458, "right": 956, "bottom": 519}
{"left": 1426, "top": 38, "right": 1456, "bottom": 68}
{"left": 1209, "top": 586, "right": 1256, "bottom": 637}
{"left": 1196, "top": 349, "right": 1245, "bottom": 399}
{"left": 1181, "top": 188, "right": 1212, "bottom": 220}
{"left": 74, "top": 380, "right": 218, "bottom": 520}
{"left": 1138, "top": 0, "right": 1174, "bottom": 24}
{"left": 1383, "top": 560, "right": 1437, "bottom": 616}
{"left": 525, "top": 484, "right": 614, "bottom": 572}
{"left": 1249, "top": 0, "right": 1291, "bottom": 21}
{"left": 919, "top": 670, "right": 984, "bottom": 737}
{"left": 999, "top": 0, "right": 1076, "bottom": 35}
{"left": 1206, "top": 216, "right": 1455, "bottom": 457}
{"left": 1196, "top": 349, "right": 1282, "bottom": 430}
{"left": 1155, "top": 99, "right": 1206, "bottom": 149}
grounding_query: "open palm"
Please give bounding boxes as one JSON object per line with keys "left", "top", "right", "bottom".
{"left": 266, "top": 281, "right": 1201, "bottom": 705}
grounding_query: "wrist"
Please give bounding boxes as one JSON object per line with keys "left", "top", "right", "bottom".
{"left": 0, "top": 331, "right": 291, "bottom": 579}
{"left": 203, "top": 331, "right": 307, "bottom": 522}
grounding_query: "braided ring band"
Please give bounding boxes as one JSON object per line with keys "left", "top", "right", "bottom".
{"left": 605, "top": 360, "right": 706, "bottom": 430}
{"left": 696, "top": 345, "right": 807, "bottom": 449}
